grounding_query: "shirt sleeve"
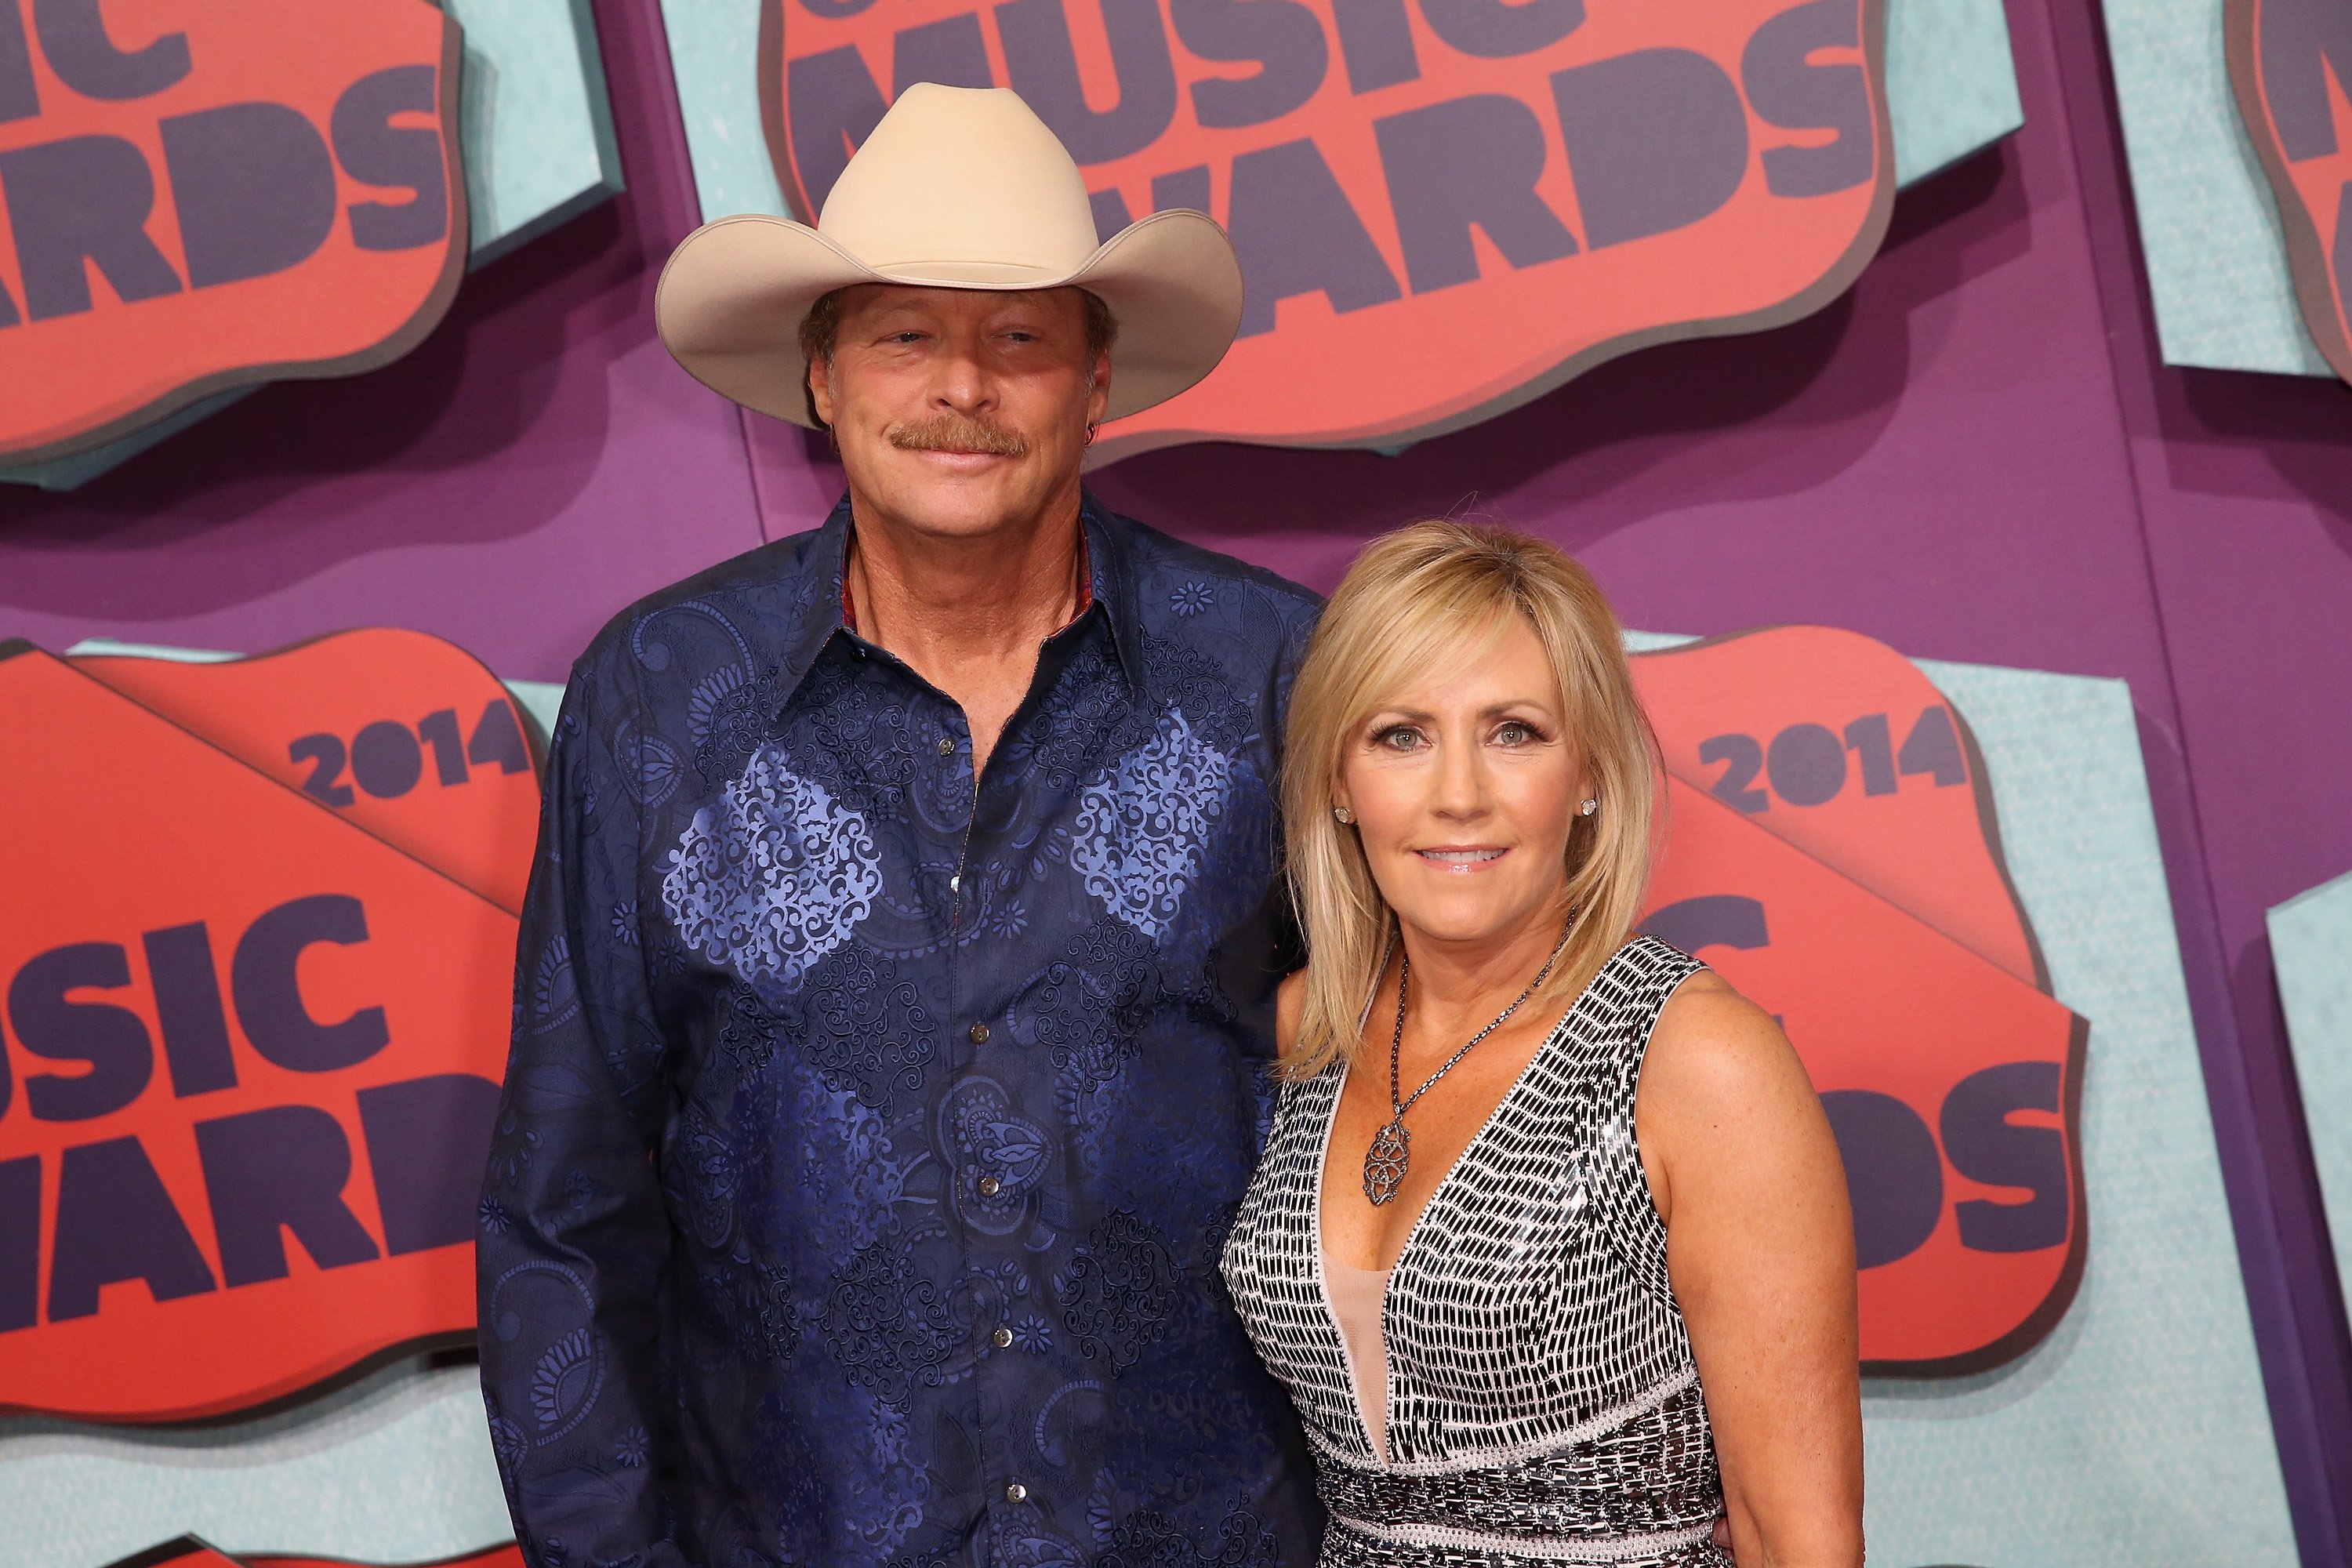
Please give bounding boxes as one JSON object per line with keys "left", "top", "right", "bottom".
{"left": 477, "top": 652, "right": 685, "bottom": 1568}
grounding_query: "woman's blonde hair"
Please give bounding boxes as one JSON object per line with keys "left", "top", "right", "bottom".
{"left": 1282, "top": 521, "right": 1659, "bottom": 1080}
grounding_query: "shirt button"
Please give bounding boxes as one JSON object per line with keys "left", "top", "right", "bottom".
{"left": 978, "top": 1174, "right": 1002, "bottom": 1198}
{"left": 1005, "top": 1482, "right": 1028, "bottom": 1504}
{"left": 936, "top": 735, "right": 956, "bottom": 756}
{"left": 949, "top": 874, "right": 960, "bottom": 893}
{"left": 969, "top": 1022, "right": 990, "bottom": 1044}
{"left": 993, "top": 1326, "right": 1014, "bottom": 1348}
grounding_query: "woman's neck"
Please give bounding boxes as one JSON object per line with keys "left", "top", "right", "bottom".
{"left": 1391, "top": 902, "right": 1573, "bottom": 1044}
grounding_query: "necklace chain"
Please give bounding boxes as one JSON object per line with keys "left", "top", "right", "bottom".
{"left": 1361, "top": 916, "right": 1574, "bottom": 1207}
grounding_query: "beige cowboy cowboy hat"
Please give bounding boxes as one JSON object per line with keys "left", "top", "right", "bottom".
{"left": 655, "top": 84, "right": 1244, "bottom": 428}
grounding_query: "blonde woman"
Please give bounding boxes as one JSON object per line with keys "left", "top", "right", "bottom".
{"left": 1221, "top": 523, "right": 1864, "bottom": 1567}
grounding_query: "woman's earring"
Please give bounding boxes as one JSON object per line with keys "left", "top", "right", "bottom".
{"left": 1579, "top": 797, "right": 1599, "bottom": 817}
{"left": 1083, "top": 423, "right": 1098, "bottom": 448}
{"left": 1333, "top": 806, "right": 1355, "bottom": 825}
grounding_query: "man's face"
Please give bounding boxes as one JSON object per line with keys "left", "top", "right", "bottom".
{"left": 808, "top": 284, "right": 1109, "bottom": 542}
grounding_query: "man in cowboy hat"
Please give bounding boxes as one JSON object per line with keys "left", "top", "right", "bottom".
{"left": 478, "top": 85, "right": 1323, "bottom": 1567}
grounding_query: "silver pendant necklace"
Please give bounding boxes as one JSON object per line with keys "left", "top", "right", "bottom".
{"left": 1362, "top": 919, "right": 1574, "bottom": 1207}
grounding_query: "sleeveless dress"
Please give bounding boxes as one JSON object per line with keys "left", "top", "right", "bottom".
{"left": 1220, "top": 937, "right": 1729, "bottom": 1566}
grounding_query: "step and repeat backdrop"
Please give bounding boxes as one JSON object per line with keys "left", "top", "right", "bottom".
{"left": 0, "top": 0, "right": 2343, "bottom": 1566}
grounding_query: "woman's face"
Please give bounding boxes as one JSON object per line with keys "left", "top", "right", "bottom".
{"left": 1337, "top": 615, "right": 1587, "bottom": 954}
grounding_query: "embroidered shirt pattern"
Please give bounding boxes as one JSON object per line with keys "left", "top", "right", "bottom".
{"left": 662, "top": 744, "right": 882, "bottom": 995}
{"left": 1072, "top": 710, "right": 1234, "bottom": 943}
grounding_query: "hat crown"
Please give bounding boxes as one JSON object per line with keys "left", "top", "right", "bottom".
{"left": 818, "top": 85, "right": 1102, "bottom": 280}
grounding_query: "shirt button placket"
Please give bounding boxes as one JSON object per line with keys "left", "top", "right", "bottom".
{"left": 947, "top": 705, "right": 1014, "bottom": 1541}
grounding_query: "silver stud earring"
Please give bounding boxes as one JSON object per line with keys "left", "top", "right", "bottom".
{"left": 1333, "top": 806, "right": 1355, "bottom": 825}
{"left": 1579, "top": 797, "right": 1599, "bottom": 817}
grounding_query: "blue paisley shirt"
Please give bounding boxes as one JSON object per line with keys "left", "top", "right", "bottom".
{"left": 478, "top": 495, "right": 1327, "bottom": 1568}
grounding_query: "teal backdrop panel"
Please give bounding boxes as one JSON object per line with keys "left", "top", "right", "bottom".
{"left": 448, "top": 0, "right": 626, "bottom": 267}
{"left": 663, "top": 0, "right": 792, "bottom": 223}
{"left": 2270, "top": 869, "right": 2352, "bottom": 1303}
{"left": 2100, "top": 0, "right": 2331, "bottom": 377}
{"left": 1, "top": 0, "right": 626, "bottom": 495}
{"left": 659, "top": 0, "right": 2024, "bottom": 225}
{"left": 2, "top": 636, "right": 2291, "bottom": 1567}
{"left": 1881, "top": 0, "right": 2024, "bottom": 186}
{"left": 0, "top": 1363, "right": 510, "bottom": 1568}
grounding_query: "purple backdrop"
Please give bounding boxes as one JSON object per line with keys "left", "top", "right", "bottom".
{"left": 2, "top": 0, "right": 2347, "bottom": 1556}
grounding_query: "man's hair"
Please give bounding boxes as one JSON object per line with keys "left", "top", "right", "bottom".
{"left": 799, "top": 287, "right": 1119, "bottom": 427}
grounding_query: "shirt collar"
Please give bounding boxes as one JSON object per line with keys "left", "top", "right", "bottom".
{"left": 774, "top": 492, "right": 1143, "bottom": 715}
{"left": 1078, "top": 492, "right": 1146, "bottom": 693}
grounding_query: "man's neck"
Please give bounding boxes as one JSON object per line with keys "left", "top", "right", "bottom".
{"left": 844, "top": 491, "right": 1087, "bottom": 772}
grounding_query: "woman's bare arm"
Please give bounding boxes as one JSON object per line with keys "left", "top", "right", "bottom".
{"left": 1636, "top": 971, "right": 1864, "bottom": 1568}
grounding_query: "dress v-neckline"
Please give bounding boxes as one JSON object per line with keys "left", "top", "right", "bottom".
{"left": 1309, "top": 958, "right": 1605, "bottom": 1467}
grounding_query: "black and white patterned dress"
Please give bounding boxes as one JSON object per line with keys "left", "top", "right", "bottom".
{"left": 1221, "top": 937, "right": 1728, "bottom": 1566}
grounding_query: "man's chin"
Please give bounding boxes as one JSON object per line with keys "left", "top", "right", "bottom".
{"left": 866, "top": 474, "right": 1035, "bottom": 539}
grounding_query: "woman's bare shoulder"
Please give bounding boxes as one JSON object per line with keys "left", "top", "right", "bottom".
{"left": 1642, "top": 967, "right": 1816, "bottom": 1119}
{"left": 1638, "top": 964, "right": 1842, "bottom": 1228}
{"left": 1274, "top": 969, "right": 1308, "bottom": 1060}
{"left": 1656, "top": 964, "right": 1775, "bottom": 1036}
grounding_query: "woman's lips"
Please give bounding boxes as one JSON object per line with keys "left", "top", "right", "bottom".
{"left": 1414, "top": 847, "right": 1508, "bottom": 870}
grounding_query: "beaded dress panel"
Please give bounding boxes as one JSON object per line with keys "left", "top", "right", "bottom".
{"left": 1221, "top": 938, "right": 1728, "bottom": 1566}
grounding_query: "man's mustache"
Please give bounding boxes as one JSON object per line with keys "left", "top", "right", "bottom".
{"left": 887, "top": 414, "right": 1030, "bottom": 457}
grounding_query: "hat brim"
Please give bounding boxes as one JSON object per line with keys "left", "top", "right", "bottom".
{"left": 655, "top": 209, "right": 1244, "bottom": 430}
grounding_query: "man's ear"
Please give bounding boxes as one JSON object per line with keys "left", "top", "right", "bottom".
{"left": 1087, "top": 350, "right": 1112, "bottom": 426}
{"left": 807, "top": 352, "right": 837, "bottom": 428}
